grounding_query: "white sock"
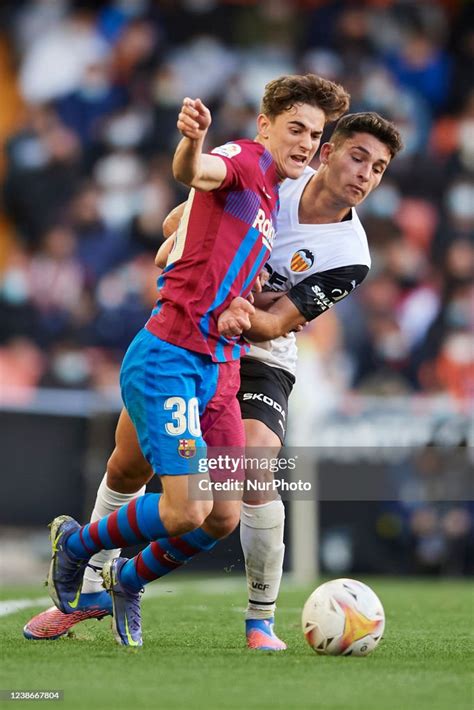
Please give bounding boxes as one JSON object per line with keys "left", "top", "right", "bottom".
{"left": 240, "top": 499, "right": 285, "bottom": 620}
{"left": 81, "top": 474, "right": 146, "bottom": 594}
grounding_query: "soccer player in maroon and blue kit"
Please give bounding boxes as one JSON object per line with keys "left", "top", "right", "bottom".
{"left": 44, "top": 76, "right": 349, "bottom": 646}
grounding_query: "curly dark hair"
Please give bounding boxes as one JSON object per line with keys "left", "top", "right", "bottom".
{"left": 260, "top": 74, "right": 350, "bottom": 123}
{"left": 331, "top": 112, "right": 403, "bottom": 158}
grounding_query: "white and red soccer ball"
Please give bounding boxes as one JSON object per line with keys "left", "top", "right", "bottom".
{"left": 302, "top": 578, "right": 385, "bottom": 656}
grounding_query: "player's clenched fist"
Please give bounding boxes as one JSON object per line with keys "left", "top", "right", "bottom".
{"left": 177, "top": 98, "right": 212, "bottom": 140}
{"left": 218, "top": 297, "right": 255, "bottom": 338}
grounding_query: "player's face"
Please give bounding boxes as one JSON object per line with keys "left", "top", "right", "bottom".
{"left": 323, "top": 133, "right": 391, "bottom": 206}
{"left": 258, "top": 103, "right": 325, "bottom": 180}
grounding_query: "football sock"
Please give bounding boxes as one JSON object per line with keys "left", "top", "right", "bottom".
{"left": 240, "top": 499, "right": 285, "bottom": 620}
{"left": 82, "top": 474, "right": 146, "bottom": 594}
{"left": 65, "top": 492, "right": 167, "bottom": 559}
{"left": 119, "top": 526, "right": 218, "bottom": 591}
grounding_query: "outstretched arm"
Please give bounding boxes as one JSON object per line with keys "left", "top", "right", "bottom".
{"left": 172, "top": 98, "right": 227, "bottom": 191}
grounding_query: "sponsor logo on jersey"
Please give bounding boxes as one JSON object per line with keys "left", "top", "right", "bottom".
{"left": 242, "top": 392, "right": 286, "bottom": 419}
{"left": 178, "top": 439, "right": 196, "bottom": 458}
{"left": 290, "top": 249, "right": 314, "bottom": 273}
{"left": 253, "top": 208, "right": 276, "bottom": 251}
{"left": 311, "top": 284, "right": 334, "bottom": 312}
{"left": 331, "top": 287, "right": 349, "bottom": 301}
{"left": 211, "top": 142, "right": 242, "bottom": 158}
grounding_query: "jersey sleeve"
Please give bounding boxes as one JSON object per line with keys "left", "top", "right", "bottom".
{"left": 287, "top": 264, "right": 369, "bottom": 322}
{"left": 209, "top": 141, "right": 259, "bottom": 191}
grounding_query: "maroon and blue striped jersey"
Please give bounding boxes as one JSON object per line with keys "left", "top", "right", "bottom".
{"left": 146, "top": 139, "right": 279, "bottom": 363}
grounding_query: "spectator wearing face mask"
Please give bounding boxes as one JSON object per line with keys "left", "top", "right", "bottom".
{"left": 54, "top": 59, "right": 128, "bottom": 149}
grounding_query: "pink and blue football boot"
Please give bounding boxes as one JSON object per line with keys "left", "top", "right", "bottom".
{"left": 245, "top": 618, "right": 287, "bottom": 651}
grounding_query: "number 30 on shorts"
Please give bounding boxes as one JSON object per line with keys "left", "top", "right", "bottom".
{"left": 164, "top": 396, "right": 201, "bottom": 437}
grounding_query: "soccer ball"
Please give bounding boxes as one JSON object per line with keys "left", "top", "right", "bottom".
{"left": 302, "top": 578, "right": 385, "bottom": 656}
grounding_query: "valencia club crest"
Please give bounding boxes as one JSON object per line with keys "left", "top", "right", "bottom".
{"left": 290, "top": 249, "right": 314, "bottom": 272}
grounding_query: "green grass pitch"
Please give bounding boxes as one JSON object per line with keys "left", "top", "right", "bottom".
{"left": 1, "top": 576, "right": 472, "bottom": 710}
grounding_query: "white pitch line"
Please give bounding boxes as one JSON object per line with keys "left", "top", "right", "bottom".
{"left": 0, "top": 578, "right": 247, "bottom": 618}
{"left": 1, "top": 598, "right": 301, "bottom": 620}
{"left": 0, "top": 597, "right": 51, "bottom": 617}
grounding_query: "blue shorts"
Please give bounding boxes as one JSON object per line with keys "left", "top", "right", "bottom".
{"left": 120, "top": 328, "right": 242, "bottom": 476}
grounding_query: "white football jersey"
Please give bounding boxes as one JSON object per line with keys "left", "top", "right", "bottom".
{"left": 245, "top": 166, "right": 371, "bottom": 375}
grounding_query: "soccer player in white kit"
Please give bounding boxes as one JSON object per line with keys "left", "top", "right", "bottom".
{"left": 219, "top": 111, "right": 403, "bottom": 649}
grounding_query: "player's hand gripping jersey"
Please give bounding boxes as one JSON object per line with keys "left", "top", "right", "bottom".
{"left": 146, "top": 140, "right": 279, "bottom": 363}
{"left": 246, "top": 166, "right": 371, "bottom": 375}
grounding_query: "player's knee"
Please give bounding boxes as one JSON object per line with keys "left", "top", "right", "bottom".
{"left": 168, "top": 499, "right": 213, "bottom": 533}
{"left": 184, "top": 501, "right": 212, "bottom": 531}
{"left": 215, "top": 514, "right": 240, "bottom": 538}
{"left": 204, "top": 508, "right": 240, "bottom": 539}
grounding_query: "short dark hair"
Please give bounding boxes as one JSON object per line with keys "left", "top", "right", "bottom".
{"left": 261, "top": 74, "right": 350, "bottom": 123}
{"left": 331, "top": 112, "right": 403, "bottom": 159}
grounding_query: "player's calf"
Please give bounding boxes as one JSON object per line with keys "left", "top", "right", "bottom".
{"left": 240, "top": 499, "right": 287, "bottom": 649}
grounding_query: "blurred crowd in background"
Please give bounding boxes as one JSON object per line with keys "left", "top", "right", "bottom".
{"left": 0, "top": 0, "right": 472, "bottom": 401}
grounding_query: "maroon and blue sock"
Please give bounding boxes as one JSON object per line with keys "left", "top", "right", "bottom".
{"left": 65, "top": 493, "right": 167, "bottom": 559}
{"left": 118, "top": 527, "right": 218, "bottom": 591}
